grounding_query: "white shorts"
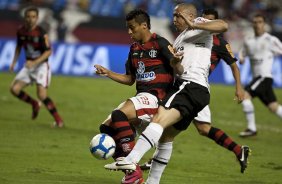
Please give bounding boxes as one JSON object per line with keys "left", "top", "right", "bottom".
{"left": 194, "top": 105, "right": 211, "bottom": 123}
{"left": 129, "top": 92, "right": 159, "bottom": 122}
{"left": 14, "top": 62, "right": 51, "bottom": 88}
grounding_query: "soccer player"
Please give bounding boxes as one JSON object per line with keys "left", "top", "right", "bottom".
{"left": 140, "top": 8, "right": 249, "bottom": 174}
{"left": 239, "top": 14, "right": 282, "bottom": 137}
{"left": 9, "top": 7, "right": 64, "bottom": 128}
{"left": 94, "top": 9, "right": 180, "bottom": 184}
{"left": 104, "top": 3, "right": 249, "bottom": 183}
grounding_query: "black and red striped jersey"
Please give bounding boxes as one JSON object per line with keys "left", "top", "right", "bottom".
{"left": 17, "top": 25, "right": 50, "bottom": 61}
{"left": 209, "top": 34, "right": 237, "bottom": 74}
{"left": 126, "top": 33, "right": 174, "bottom": 100}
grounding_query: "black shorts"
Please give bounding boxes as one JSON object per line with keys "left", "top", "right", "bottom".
{"left": 160, "top": 78, "right": 210, "bottom": 131}
{"left": 245, "top": 76, "right": 277, "bottom": 105}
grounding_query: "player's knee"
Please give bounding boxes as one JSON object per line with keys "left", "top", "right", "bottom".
{"left": 99, "top": 124, "right": 116, "bottom": 136}
{"left": 111, "top": 110, "right": 127, "bottom": 121}
{"left": 268, "top": 102, "right": 278, "bottom": 113}
{"left": 242, "top": 99, "right": 254, "bottom": 112}
{"left": 10, "top": 85, "right": 19, "bottom": 96}
{"left": 194, "top": 121, "right": 210, "bottom": 136}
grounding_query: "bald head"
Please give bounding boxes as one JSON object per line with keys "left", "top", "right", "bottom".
{"left": 175, "top": 3, "right": 197, "bottom": 17}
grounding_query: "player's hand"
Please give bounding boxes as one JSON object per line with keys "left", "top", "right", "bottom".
{"left": 178, "top": 12, "right": 194, "bottom": 29}
{"left": 234, "top": 88, "right": 245, "bottom": 103}
{"left": 25, "top": 60, "right": 36, "bottom": 69}
{"left": 9, "top": 63, "right": 15, "bottom": 73}
{"left": 94, "top": 65, "right": 109, "bottom": 76}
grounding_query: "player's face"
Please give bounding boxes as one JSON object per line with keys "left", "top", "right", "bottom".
{"left": 126, "top": 19, "right": 145, "bottom": 42}
{"left": 203, "top": 14, "right": 216, "bottom": 20}
{"left": 252, "top": 16, "right": 265, "bottom": 34}
{"left": 24, "top": 10, "right": 38, "bottom": 29}
{"left": 173, "top": 7, "right": 192, "bottom": 32}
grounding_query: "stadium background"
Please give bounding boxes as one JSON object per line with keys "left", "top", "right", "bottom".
{"left": 0, "top": 0, "right": 282, "bottom": 87}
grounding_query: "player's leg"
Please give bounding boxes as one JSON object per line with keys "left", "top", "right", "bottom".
{"left": 35, "top": 63, "right": 63, "bottom": 127}
{"left": 194, "top": 106, "right": 242, "bottom": 158}
{"left": 146, "top": 126, "right": 180, "bottom": 184}
{"left": 104, "top": 106, "right": 181, "bottom": 171}
{"left": 108, "top": 100, "right": 145, "bottom": 184}
{"left": 36, "top": 85, "right": 64, "bottom": 127}
{"left": 262, "top": 83, "right": 282, "bottom": 119}
{"left": 268, "top": 101, "right": 282, "bottom": 118}
{"left": 240, "top": 91, "right": 257, "bottom": 137}
{"left": 10, "top": 68, "right": 40, "bottom": 119}
{"left": 110, "top": 100, "right": 137, "bottom": 159}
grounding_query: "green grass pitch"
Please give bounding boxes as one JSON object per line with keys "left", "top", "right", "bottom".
{"left": 0, "top": 72, "right": 282, "bottom": 184}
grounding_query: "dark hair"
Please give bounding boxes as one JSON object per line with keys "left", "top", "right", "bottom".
{"left": 126, "top": 9, "right": 151, "bottom": 29}
{"left": 202, "top": 8, "right": 218, "bottom": 19}
{"left": 253, "top": 13, "right": 266, "bottom": 21}
{"left": 24, "top": 6, "right": 39, "bottom": 16}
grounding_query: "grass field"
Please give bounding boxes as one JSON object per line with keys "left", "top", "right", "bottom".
{"left": 0, "top": 72, "right": 282, "bottom": 184}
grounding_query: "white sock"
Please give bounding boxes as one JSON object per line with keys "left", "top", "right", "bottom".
{"left": 242, "top": 99, "right": 256, "bottom": 131}
{"left": 125, "top": 123, "right": 163, "bottom": 164}
{"left": 275, "top": 105, "right": 282, "bottom": 118}
{"left": 146, "top": 142, "right": 173, "bottom": 184}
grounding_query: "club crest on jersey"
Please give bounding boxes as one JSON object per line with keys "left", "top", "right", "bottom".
{"left": 136, "top": 61, "right": 156, "bottom": 82}
{"left": 149, "top": 49, "right": 157, "bottom": 58}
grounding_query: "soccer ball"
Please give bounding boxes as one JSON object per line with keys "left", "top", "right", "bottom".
{"left": 89, "top": 133, "right": 116, "bottom": 160}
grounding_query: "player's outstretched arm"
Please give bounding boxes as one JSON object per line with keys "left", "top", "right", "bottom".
{"left": 193, "top": 19, "right": 228, "bottom": 33}
{"left": 9, "top": 44, "right": 21, "bottom": 72}
{"left": 94, "top": 65, "right": 134, "bottom": 86}
{"left": 230, "top": 63, "right": 244, "bottom": 103}
{"left": 178, "top": 12, "right": 228, "bottom": 33}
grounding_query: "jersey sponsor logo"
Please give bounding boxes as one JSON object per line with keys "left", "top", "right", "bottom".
{"left": 137, "top": 61, "right": 145, "bottom": 73}
{"left": 149, "top": 49, "right": 157, "bottom": 58}
{"left": 136, "top": 61, "right": 156, "bottom": 82}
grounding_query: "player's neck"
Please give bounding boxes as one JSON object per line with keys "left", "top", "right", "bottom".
{"left": 25, "top": 24, "right": 37, "bottom": 31}
{"left": 141, "top": 32, "right": 152, "bottom": 44}
{"left": 255, "top": 31, "right": 265, "bottom": 37}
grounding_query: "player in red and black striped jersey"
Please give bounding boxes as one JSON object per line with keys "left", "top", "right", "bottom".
{"left": 9, "top": 7, "right": 64, "bottom": 128}
{"left": 94, "top": 9, "right": 181, "bottom": 184}
{"left": 125, "top": 33, "right": 174, "bottom": 100}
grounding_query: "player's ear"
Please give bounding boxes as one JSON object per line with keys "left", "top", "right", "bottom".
{"left": 141, "top": 22, "right": 148, "bottom": 29}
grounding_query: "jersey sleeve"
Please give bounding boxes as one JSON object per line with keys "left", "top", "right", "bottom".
{"left": 215, "top": 36, "right": 237, "bottom": 65}
{"left": 16, "top": 29, "right": 22, "bottom": 46}
{"left": 270, "top": 36, "right": 282, "bottom": 55}
{"left": 157, "top": 37, "right": 174, "bottom": 64}
{"left": 125, "top": 49, "right": 134, "bottom": 75}
{"left": 39, "top": 27, "right": 51, "bottom": 51}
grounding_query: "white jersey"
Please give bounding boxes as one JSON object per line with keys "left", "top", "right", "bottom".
{"left": 241, "top": 32, "right": 282, "bottom": 78}
{"left": 173, "top": 17, "right": 213, "bottom": 89}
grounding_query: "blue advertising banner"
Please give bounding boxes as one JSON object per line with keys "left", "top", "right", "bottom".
{"left": 0, "top": 38, "right": 281, "bottom": 88}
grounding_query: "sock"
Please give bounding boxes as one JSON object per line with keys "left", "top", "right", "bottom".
{"left": 146, "top": 142, "right": 173, "bottom": 184}
{"left": 242, "top": 99, "right": 256, "bottom": 131}
{"left": 125, "top": 122, "right": 163, "bottom": 164}
{"left": 275, "top": 105, "right": 282, "bottom": 118}
{"left": 16, "top": 90, "right": 37, "bottom": 105}
{"left": 208, "top": 127, "right": 241, "bottom": 158}
{"left": 42, "top": 97, "right": 63, "bottom": 124}
{"left": 111, "top": 110, "right": 135, "bottom": 159}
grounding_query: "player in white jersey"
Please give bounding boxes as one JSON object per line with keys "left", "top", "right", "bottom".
{"left": 104, "top": 3, "right": 230, "bottom": 183}
{"left": 239, "top": 14, "right": 282, "bottom": 137}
